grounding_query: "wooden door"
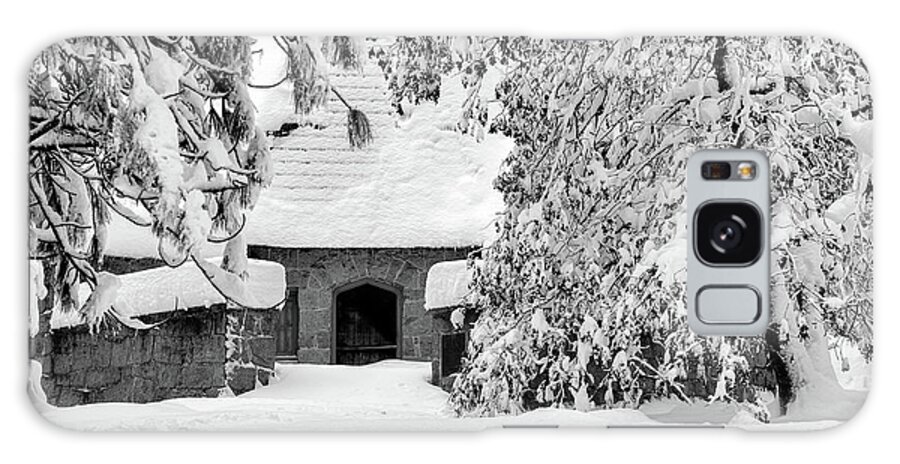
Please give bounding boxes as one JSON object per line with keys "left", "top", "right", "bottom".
{"left": 334, "top": 281, "right": 400, "bottom": 365}
{"left": 276, "top": 287, "right": 299, "bottom": 358}
{"left": 440, "top": 331, "right": 468, "bottom": 377}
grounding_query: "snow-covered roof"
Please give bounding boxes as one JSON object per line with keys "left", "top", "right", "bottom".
{"left": 103, "top": 37, "right": 511, "bottom": 258}
{"left": 424, "top": 260, "right": 477, "bottom": 311}
{"left": 243, "top": 37, "right": 511, "bottom": 249}
{"left": 50, "top": 258, "right": 286, "bottom": 330}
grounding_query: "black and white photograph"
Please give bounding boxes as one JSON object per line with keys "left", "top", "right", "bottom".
{"left": 26, "top": 35, "right": 872, "bottom": 431}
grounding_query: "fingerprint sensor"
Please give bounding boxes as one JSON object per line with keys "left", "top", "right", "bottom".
{"left": 696, "top": 286, "right": 761, "bottom": 324}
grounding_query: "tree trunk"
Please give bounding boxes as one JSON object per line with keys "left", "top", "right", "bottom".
{"left": 769, "top": 270, "right": 844, "bottom": 417}
{"left": 766, "top": 324, "right": 792, "bottom": 415}
{"left": 712, "top": 37, "right": 731, "bottom": 93}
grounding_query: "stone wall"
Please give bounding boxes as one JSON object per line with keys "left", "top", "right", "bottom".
{"left": 248, "top": 246, "right": 474, "bottom": 364}
{"left": 225, "top": 308, "right": 277, "bottom": 395}
{"left": 42, "top": 305, "right": 277, "bottom": 407}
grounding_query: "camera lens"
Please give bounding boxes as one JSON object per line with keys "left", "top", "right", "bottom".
{"left": 710, "top": 218, "right": 743, "bottom": 251}
{"left": 695, "top": 202, "right": 762, "bottom": 265}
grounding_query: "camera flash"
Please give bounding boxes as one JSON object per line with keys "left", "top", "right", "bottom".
{"left": 737, "top": 162, "right": 756, "bottom": 180}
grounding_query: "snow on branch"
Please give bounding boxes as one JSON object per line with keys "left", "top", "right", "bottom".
{"left": 27, "top": 36, "right": 305, "bottom": 322}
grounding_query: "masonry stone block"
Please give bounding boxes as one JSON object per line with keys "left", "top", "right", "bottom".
{"left": 402, "top": 336, "right": 418, "bottom": 359}
{"left": 153, "top": 336, "right": 182, "bottom": 364}
{"left": 301, "top": 309, "right": 331, "bottom": 333}
{"left": 129, "top": 336, "right": 153, "bottom": 364}
{"left": 298, "top": 331, "right": 316, "bottom": 348}
{"left": 315, "top": 330, "right": 332, "bottom": 349}
{"left": 229, "top": 366, "right": 257, "bottom": 396}
{"left": 248, "top": 337, "right": 276, "bottom": 369}
{"left": 297, "top": 289, "right": 319, "bottom": 310}
{"left": 99, "top": 379, "right": 133, "bottom": 403}
{"left": 91, "top": 340, "right": 112, "bottom": 368}
{"left": 257, "top": 369, "right": 273, "bottom": 386}
{"left": 55, "top": 388, "right": 86, "bottom": 407}
{"left": 182, "top": 364, "right": 225, "bottom": 389}
{"left": 297, "top": 348, "right": 330, "bottom": 364}
{"left": 404, "top": 314, "right": 432, "bottom": 337}
{"left": 52, "top": 354, "right": 72, "bottom": 375}
{"left": 157, "top": 364, "right": 181, "bottom": 388}
{"left": 193, "top": 335, "right": 226, "bottom": 363}
{"left": 110, "top": 339, "right": 131, "bottom": 367}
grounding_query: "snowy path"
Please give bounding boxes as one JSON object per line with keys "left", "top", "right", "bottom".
{"left": 239, "top": 361, "right": 452, "bottom": 420}
{"left": 41, "top": 361, "right": 459, "bottom": 431}
{"left": 38, "top": 360, "right": 862, "bottom": 431}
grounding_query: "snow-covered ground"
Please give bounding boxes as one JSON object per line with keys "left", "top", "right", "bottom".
{"left": 37, "top": 360, "right": 867, "bottom": 432}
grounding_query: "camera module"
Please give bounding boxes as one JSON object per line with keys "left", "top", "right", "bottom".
{"left": 694, "top": 202, "right": 762, "bottom": 265}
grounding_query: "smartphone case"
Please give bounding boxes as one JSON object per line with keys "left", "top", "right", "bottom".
{"left": 27, "top": 36, "right": 872, "bottom": 431}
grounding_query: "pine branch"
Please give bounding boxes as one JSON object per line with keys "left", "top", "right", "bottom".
{"left": 331, "top": 86, "right": 353, "bottom": 110}
{"left": 182, "top": 48, "right": 239, "bottom": 75}
{"left": 207, "top": 213, "right": 247, "bottom": 243}
{"left": 247, "top": 75, "right": 289, "bottom": 89}
{"left": 181, "top": 80, "right": 230, "bottom": 99}
{"left": 29, "top": 117, "right": 61, "bottom": 144}
{"left": 29, "top": 89, "right": 87, "bottom": 144}
{"left": 28, "top": 176, "right": 97, "bottom": 286}
{"left": 331, "top": 87, "right": 373, "bottom": 149}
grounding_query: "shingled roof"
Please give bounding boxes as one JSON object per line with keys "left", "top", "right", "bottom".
{"left": 243, "top": 37, "right": 511, "bottom": 249}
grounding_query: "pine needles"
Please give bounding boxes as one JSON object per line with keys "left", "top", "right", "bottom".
{"left": 332, "top": 87, "right": 373, "bottom": 149}
{"left": 347, "top": 108, "right": 372, "bottom": 149}
{"left": 323, "top": 36, "right": 364, "bottom": 71}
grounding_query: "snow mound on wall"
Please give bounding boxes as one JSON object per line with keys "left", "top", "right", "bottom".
{"left": 115, "top": 258, "right": 285, "bottom": 315}
{"left": 424, "top": 260, "right": 477, "bottom": 310}
{"left": 51, "top": 258, "right": 285, "bottom": 330}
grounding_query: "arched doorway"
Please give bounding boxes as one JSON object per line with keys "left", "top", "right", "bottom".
{"left": 332, "top": 280, "right": 402, "bottom": 365}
